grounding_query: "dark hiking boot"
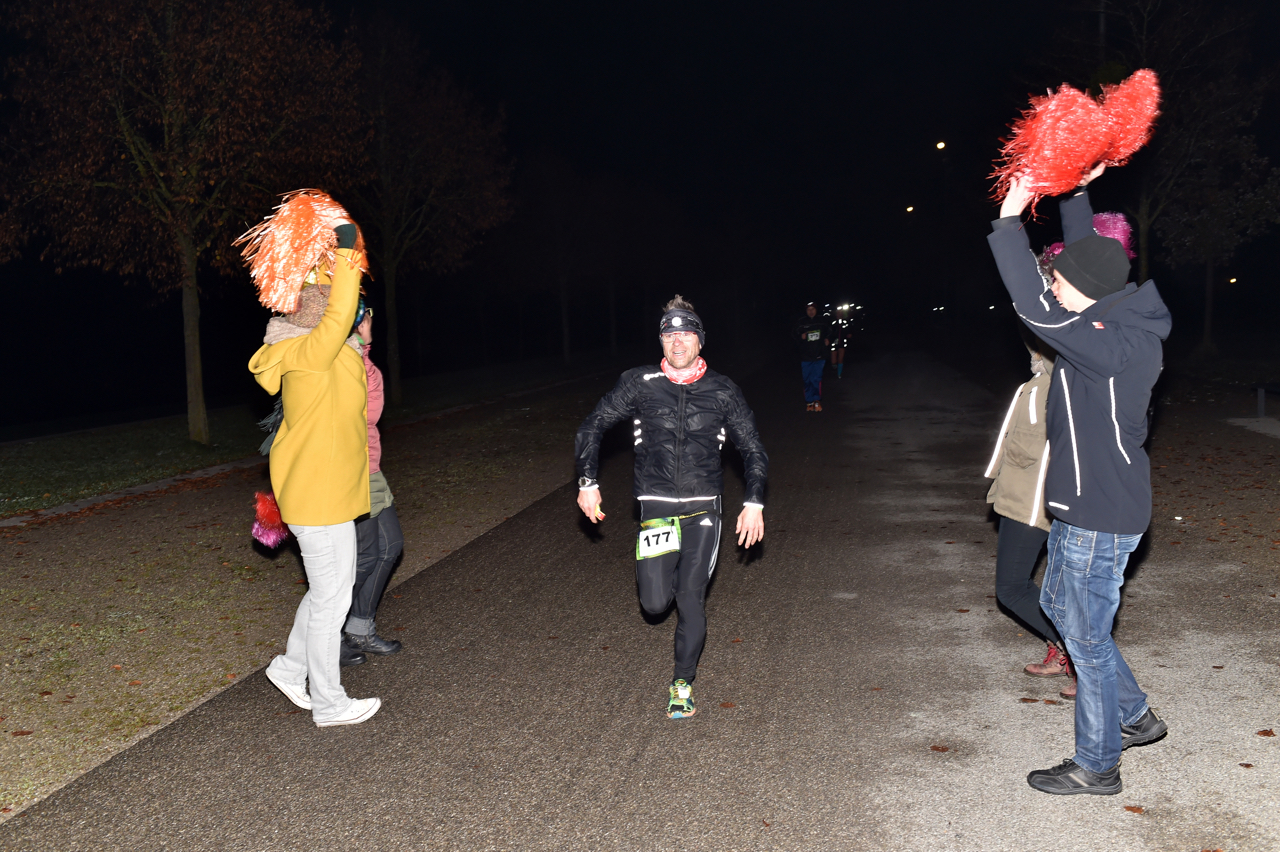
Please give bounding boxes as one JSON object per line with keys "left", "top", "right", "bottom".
{"left": 1121, "top": 708, "right": 1168, "bottom": 750}
{"left": 1027, "top": 759, "right": 1122, "bottom": 796}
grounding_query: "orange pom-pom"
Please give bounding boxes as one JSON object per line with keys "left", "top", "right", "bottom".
{"left": 1100, "top": 69, "right": 1161, "bottom": 166}
{"left": 234, "top": 190, "right": 369, "bottom": 314}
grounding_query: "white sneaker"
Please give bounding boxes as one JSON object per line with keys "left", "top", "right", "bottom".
{"left": 315, "top": 697, "right": 381, "bottom": 728}
{"left": 265, "top": 668, "right": 311, "bottom": 711}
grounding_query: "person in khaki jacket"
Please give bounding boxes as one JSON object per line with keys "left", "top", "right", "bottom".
{"left": 241, "top": 191, "right": 381, "bottom": 728}
{"left": 984, "top": 337, "right": 1074, "bottom": 698}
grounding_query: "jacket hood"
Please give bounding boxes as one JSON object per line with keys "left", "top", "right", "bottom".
{"left": 1084, "top": 281, "right": 1171, "bottom": 341}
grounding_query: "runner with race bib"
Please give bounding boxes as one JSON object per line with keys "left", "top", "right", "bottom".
{"left": 574, "top": 295, "right": 768, "bottom": 719}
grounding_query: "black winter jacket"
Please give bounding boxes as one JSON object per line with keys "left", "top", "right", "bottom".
{"left": 988, "top": 189, "right": 1171, "bottom": 535}
{"left": 575, "top": 366, "right": 768, "bottom": 506}
{"left": 796, "top": 316, "right": 828, "bottom": 360}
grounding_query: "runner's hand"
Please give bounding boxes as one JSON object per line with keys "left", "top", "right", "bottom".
{"left": 736, "top": 506, "right": 764, "bottom": 548}
{"left": 577, "top": 487, "right": 604, "bottom": 523}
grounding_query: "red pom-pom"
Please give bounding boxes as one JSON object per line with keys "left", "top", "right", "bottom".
{"left": 993, "top": 85, "right": 1111, "bottom": 208}
{"left": 1099, "top": 69, "right": 1161, "bottom": 166}
{"left": 252, "top": 491, "right": 289, "bottom": 548}
{"left": 993, "top": 70, "right": 1161, "bottom": 210}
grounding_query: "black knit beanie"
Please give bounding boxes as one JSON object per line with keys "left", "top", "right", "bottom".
{"left": 1053, "top": 235, "right": 1131, "bottom": 300}
{"left": 659, "top": 309, "right": 705, "bottom": 346}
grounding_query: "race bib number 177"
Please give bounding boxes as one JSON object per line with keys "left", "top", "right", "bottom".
{"left": 637, "top": 517, "right": 681, "bottom": 559}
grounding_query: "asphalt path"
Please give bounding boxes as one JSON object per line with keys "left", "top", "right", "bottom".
{"left": 3, "top": 352, "right": 1277, "bottom": 852}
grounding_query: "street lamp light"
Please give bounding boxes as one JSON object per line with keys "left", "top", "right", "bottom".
{"left": 936, "top": 142, "right": 946, "bottom": 150}
{"left": 906, "top": 206, "right": 914, "bottom": 212}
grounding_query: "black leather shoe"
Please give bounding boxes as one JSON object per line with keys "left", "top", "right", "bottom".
{"left": 1121, "top": 708, "right": 1168, "bottom": 750}
{"left": 344, "top": 631, "right": 403, "bottom": 656}
{"left": 339, "top": 639, "right": 367, "bottom": 667}
{"left": 1027, "top": 759, "right": 1122, "bottom": 795}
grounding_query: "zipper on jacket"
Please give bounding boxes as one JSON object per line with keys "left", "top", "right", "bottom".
{"left": 1108, "top": 377, "right": 1132, "bottom": 465}
{"left": 1059, "top": 367, "right": 1082, "bottom": 497}
{"left": 674, "top": 384, "right": 686, "bottom": 491}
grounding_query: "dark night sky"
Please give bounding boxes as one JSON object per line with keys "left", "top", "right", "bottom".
{"left": 5, "top": 1, "right": 1279, "bottom": 433}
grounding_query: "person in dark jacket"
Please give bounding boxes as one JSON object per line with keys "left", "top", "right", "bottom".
{"left": 575, "top": 295, "right": 767, "bottom": 719}
{"left": 796, "top": 302, "right": 828, "bottom": 411}
{"left": 989, "top": 166, "right": 1171, "bottom": 796}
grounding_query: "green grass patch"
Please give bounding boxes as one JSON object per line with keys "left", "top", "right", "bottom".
{"left": 0, "top": 407, "right": 264, "bottom": 518}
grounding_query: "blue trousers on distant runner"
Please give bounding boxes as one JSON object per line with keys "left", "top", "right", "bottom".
{"left": 801, "top": 360, "right": 824, "bottom": 403}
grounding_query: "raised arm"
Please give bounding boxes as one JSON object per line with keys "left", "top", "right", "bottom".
{"left": 286, "top": 225, "right": 363, "bottom": 372}
{"left": 989, "top": 174, "right": 1127, "bottom": 380}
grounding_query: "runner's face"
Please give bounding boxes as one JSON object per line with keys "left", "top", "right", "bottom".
{"left": 661, "top": 331, "right": 700, "bottom": 369}
{"left": 806, "top": 305, "right": 817, "bottom": 318}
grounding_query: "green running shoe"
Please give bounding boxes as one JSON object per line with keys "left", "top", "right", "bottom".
{"left": 666, "top": 679, "right": 697, "bottom": 719}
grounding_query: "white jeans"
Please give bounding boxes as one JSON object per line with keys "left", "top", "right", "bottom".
{"left": 266, "top": 521, "right": 357, "bottom": 722}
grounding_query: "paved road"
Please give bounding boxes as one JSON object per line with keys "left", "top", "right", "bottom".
{"left": 3, "top": 352, "right": 1277, "bottom": 851}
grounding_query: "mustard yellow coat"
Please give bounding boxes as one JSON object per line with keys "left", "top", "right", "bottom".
{"left": 248, "top": 249, "right": 370, "bottom": 525}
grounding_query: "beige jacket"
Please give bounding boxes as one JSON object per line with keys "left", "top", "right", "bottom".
{"left": 984, "top": 353, "right": 1053, "bottom": 531}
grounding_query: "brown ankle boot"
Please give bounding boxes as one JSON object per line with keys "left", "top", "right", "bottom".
{"left": 1025, "top": 643, "right": 1071, "bottom": 678}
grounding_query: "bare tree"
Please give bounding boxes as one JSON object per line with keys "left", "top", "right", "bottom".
{"left": 2, "top": 0, "right": 361, "bottom": 442}
{"left": 350, "top": 19, "right": 512, "bottom": 404}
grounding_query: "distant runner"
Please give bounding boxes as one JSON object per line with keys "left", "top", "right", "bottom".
{"left": 574, "top": 295, "right": 768, "bottom": 719}
{"left": 796, "top": 301, "right": 828, "bottom": 411}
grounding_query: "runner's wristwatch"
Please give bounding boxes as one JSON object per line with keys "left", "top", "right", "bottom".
{"left": 577, "top": 476, "right": 597, "bottom": 488}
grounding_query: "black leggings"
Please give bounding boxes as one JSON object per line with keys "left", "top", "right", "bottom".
{"left": 636, "top": 497, "right": 722, "bottom": 683}
{"left": 994, "top": 515, "right": 1061, "bottom": 646}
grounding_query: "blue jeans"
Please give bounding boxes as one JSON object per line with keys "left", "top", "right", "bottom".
{"left": 345, "top": 504, "right": 404, "bottom": 636}
{"left": 801, "top": 360, "right": 824, "bottom": 403}
{"left": 1040, "top": 521, "right": 1149, "bottom": 773}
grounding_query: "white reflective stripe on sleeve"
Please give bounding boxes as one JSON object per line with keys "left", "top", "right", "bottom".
{"left": 1018, "top": 312, "right": 1082, "bottom": 330}
{"left": 1028, "top": 441, "right": 1051, "bottom": 527}
{"left": 1048, "top": 501, "right": 1070, "bottom": 511}
{"left": 1060, "top": 368, "right": 1082, "bottom": 497}
{"left": 1109, "top": 377, "right": 1132, "bottom": 465}
{"left": 707, "top": 511, "right": 722, "bottom": 579}
{"left": 1028, "top": 386, "right": 1039, "bottom": 425}
{"left": 579, "top": 484, "right": 600, "bottom": 491}
{"left": 984, "top": 384, "right": 1023, "bottom": 478}
{"left": 743, "top": 502, "right": 763, "bottom": 509}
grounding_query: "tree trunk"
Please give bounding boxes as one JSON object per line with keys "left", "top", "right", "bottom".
{"left": 559, "top": 275, "right": 571, "bottom": 365}
{"left": 384, "top": 262, "right": 403, "bottom": 406}
{"left": 179, "top": 242, "right": 210, "bottom": 444}
{"left": 1201, "top": 260, "right": 1216, "bottom": 354}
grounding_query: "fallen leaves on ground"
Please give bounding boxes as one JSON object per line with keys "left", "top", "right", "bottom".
{"left": 1124, "top": 805, "right": 1144, "bottom": 814}
{"left": 930, "top": 745, "right": 949, "bottom": 752}
{"left": 1257, "top": 729, "right": 1275, "bottom": 737}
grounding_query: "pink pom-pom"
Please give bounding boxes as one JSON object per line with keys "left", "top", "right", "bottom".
{"left": 993, "top": 84, "right": 1112, "bottom": 210}
{"left": 1099, "top": 69, "right": 1161, "bottom": 166}
{"left": 1041, "top": 241, "right": 1065, "bottom": 264}
{"left": 252, "top": 491, "right": 289, "bottom": 548}
{"left": 1092, "top": 211, "right": 1136, "bottom": 258}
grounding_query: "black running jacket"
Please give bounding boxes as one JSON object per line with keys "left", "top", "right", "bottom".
{"left": 575, "top": 366, "right": 768, "bottom": 507}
